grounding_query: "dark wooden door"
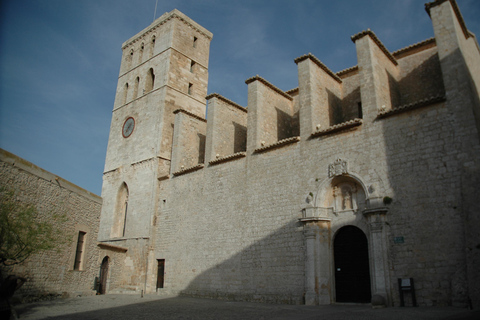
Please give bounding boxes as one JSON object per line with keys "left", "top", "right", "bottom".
{"left": 334, "top": 226, "right": 371, "bottom": 303}
{"left": 157, "top": 259, "right": 165, "bottom": 289}
{"left": 99, "top": 256, "right": 109, "bottom": 295}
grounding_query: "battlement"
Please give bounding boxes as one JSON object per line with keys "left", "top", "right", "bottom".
{"left": 168, "top": 2, "right": 462, "bottom": 177}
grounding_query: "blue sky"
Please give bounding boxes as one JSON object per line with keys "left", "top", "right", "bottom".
{"left": 1, "top": 0, "right": 479, "bottom": 196}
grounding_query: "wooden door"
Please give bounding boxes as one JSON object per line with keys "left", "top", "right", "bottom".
{"left": 334, "top": 226, "right": 371, "bottom": 303}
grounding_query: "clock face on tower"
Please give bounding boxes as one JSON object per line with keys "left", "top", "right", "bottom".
{"left": 122, "top": 117, "right": 135, "bottom": 138}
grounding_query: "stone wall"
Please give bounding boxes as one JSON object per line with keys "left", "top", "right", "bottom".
{"left": 0, "top": 149, "right": 102, "bottom": 299}
{"left": 148, "top": 1, "right": 480, "bottom": 307}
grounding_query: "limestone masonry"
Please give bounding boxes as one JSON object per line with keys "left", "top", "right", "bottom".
{"left": 2, "top": 0, "right": 479, "bottom": 308}
{"left": 0, "top": 149, "right": 102, "bottom": 299}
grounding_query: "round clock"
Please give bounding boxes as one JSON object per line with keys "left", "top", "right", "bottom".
{"left": 122, "top": 117, "right": 135, "bottom": 138}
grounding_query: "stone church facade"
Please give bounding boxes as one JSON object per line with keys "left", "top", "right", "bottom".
{"left": 96, "top": 0, "right": 480, "bottom": 307}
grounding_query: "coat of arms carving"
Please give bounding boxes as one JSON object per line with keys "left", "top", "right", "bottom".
{"left": 328, "top": 159, "right": 348, "bottom": 178}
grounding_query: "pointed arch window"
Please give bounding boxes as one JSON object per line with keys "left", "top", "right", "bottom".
{"left": 133, "top": 77, "right": 140, "bottom": 99}
{"left": 138, "top": 42, "right": 144, "bottom": 64}
{"left": 122, "top": 83, "right": 129, "bottom": 105}
{"left": 112, "top": 182, "right": 129, "bottom": 238}
{"left": 145, "top": 68, "right": 155, "bottom": 93}
{"left": 150, "top": 36, "right": 156, "bottom": 58}
{"left": 126, "top": 48, "right": 134, "bottom": 69}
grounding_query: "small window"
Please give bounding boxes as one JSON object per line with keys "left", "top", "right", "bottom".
{"left": 122, "top": 83, "right": 129, "bottom": 105}
{"left": 358, "top": 102, "right": 363, "bottom": 119}
{"left": 145, "top": 68, "right": 155, "bottom": 93}
{"left": 73, "top": 231, "right": 86, "bottom": 270}
{"left": 188, "top": 83, "right": 193, "bottom": 95}
{"left": 190, "top": 61, "right": 195, "bottom": 73}
{"left": 133, "top": 77, "right": 140, "bottom": 99}
{"left": 150, "top": 36, "right": 156, "bottom": 58}
{"left": 193, "top": 36, "right": 197, "bottom": 48}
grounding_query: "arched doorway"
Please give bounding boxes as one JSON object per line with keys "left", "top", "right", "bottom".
{"left": 98, "top": 256, "right": 109, "bottom": 295}
{"left": 334, "top": 226, "right": 371, "bottom": 303}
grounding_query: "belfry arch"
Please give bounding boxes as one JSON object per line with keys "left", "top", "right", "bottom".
{"left": 301, "top": 171, "right": 390, "bottom": 306}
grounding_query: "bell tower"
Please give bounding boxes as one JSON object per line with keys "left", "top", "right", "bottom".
{"left": 98, "top": 8, "right": 212, "bottom": 274}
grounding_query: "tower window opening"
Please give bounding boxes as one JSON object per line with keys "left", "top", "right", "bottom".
{"left": 150, "top": 36, "right": 156, "bottom": 58}
{"left": 145, "top": 68, "right": 155, "bottom": 93}
{"left": 193, "top": 36, "right": 197, "bottom": 48}
{"left": 133, "top": 77, "right": 140, "bottom": 99}
{"left": 122, "top": 83, "right": 129, "bottom": 105}
{"left": 188, "top": 83, "right": 193, "bottom": 95}
{"left": 190, "top": 61, "right": 195, "bottom": 73}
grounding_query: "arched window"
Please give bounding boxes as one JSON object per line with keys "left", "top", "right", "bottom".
{"left": 112, "top": 182, "right": 129, "bottom": 237}
{"left": 149, "top": 35, "right": 156, "bottom": 58}
{"left": 133, "top": 77, "right": 140, "bottom": 99}
{"left": 122, "top": 83, "right": 129, "bottom": 105}
{"left": 145, "top": 68, "right": 155, "bottom": 93}
{"left": 138, "top": 42, "right": 144, "bottom": 64}
{"left": 126, "top": 48, "right": 134, "bottom": 69}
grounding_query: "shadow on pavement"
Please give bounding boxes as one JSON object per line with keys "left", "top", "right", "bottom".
{"left": 14, "top": 295, "right": 480, "bottom": 320}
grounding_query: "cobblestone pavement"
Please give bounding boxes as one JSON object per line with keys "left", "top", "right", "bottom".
{"left": 13, "top": 294, "right": 480, "bottom": 320}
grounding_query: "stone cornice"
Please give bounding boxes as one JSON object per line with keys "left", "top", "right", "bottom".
{"left": 351, "top": 29, "right": 398, "bottom": 66}
{"left": 286, "top": 87, "right": 299, "bottom": 95}
{"left": 294, "top": 53, "right": 342, "bottom": 84}
{"left": 311, "top": 119, "right": 363, "bottom": 138}
{"left": 206, "top": 93, "right": 247, "bottom": 113}
{"left": 245, "top": 75, "right": 293, "bottom": 101}
{"left": 254, "top": 136, "right": 300, "bottom": 153}
{"left": 172, "top": 164, "right": 204, "bottom": 176}
{"left": 336, "top": 65, "right": 359, "bottom": 78}
{"left": 122, "top": 9, "right": 213, "bottom": 49}
{"left": 425, "top": 0, "right": 470, "bottom": 39}
{"left": 393, "top": 38, "right": 436, "bottom": 59}
{"left": 97, "top": 243, "right": 128, "bottom": 252}
{"left": 173, "top": 108, "right": 207, "bottom": 123}
{"left": 209, "top": 152, "right": 246, "bottom": 166}
{"left": 377, "top": 95, "right": 446, "bottom": 119}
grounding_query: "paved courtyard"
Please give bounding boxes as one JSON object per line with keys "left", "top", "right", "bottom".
{"left": 13, "top": 294, "right": 480, "bottom": 320}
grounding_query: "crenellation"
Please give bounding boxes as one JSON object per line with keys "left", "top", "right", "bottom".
{"left": 245, "top": 76, "right": 298, "bottom": 154}
{"left": 205, "top": 93, "right": 247, "bottom": 163}
{"left": 170, "top": 109, "right": 207, "bottom": 174}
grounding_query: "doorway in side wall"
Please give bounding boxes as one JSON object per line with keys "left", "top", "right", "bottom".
{"left": 99, "top": 256, "right": 110, "bottom": 295}
{"left": 157, "top": 259, "right": 165, "bottom": 290}
{"left": 334, "top": 226, "right": 371, "bottom": 303}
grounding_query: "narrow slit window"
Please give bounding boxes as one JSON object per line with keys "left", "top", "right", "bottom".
{"left": 73, "top": 231, "right": 86, "bottom": 270}
{"left": 145, "top": 68, "right": 155, "bottom": 93}
{"left": 188, "top": 83, "right": 193, "bottom": 95}
{"left": 123, "top": 83, "right": 129, "bottom": 105}
{"left": 150, "top": 36, "right": 156, "bottom": 58}
{"left": 190, "top": 61, "right": 195, "bottom": 73}
{"left": 358, "top": 102, "right": 363, "bottom": 119}
{"left": 193, "top": 36, "right": 197, "bottom": 48}
{"left": 133, "top": 77, "right": 140, "bottom": 99}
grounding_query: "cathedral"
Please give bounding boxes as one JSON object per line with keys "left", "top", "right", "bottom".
{"left": 95, "top": 0, "right": 480, "bottom": 307}
{"left": 2, "top": 0, "right": 478, "bottom": 308}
